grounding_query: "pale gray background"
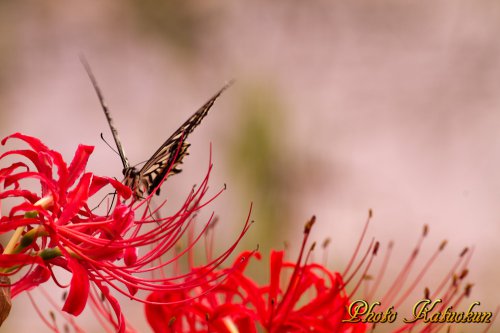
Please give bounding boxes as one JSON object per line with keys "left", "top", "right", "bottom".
{"left": 0, "top": 2, "right": 499, "bottom": 332}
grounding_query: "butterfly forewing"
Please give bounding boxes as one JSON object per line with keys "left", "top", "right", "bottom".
{"left": 128, "top": 81, "right": 233, "bottom": 198}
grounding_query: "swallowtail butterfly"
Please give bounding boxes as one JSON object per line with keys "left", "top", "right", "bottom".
{"left": 82, "top": 59, "right": 231, "bottom": 199}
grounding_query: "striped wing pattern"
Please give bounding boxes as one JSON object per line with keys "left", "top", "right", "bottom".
{"left": 125, "top": 82, "right": 232, "bottom": 198}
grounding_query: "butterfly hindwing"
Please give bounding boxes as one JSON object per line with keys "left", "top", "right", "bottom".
{"left": 139, "top": 141, "right": 189, "bottom": 196}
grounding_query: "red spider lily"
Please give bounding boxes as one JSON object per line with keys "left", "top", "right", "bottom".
{"left": 145, "top": 211, "right": 497, "bottom": 333}
{"left": 145, "top": 216, "right": 366, "bottom": 333}
{"left": 0, "top": 133, "right": 250, "bottom": 332}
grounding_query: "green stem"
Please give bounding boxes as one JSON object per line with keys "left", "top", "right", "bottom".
{"left": 2, "top": 227, "right": 24, "bottom": 255}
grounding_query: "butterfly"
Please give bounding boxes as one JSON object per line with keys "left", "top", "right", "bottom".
{"left": 81, "top": 59, "right": 232, "bottom": 199}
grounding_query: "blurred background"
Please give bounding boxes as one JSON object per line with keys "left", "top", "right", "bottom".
{"left": 1, "top": 1, "right": 499, "bottom": 332}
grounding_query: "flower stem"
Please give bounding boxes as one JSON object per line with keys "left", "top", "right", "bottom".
{"left": 2, "top": 227, "right": 24, "bottom": 255}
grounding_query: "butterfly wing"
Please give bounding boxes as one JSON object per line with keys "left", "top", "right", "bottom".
{"left": 81, "top": 57, "right": 131, "bottom": 170}
{"left": 137, "top": 81, "right": 233, "bottom": 196}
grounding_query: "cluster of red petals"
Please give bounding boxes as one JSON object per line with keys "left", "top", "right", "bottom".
{"left": 145, "top": 218, "right": 366, "bottom": 333}
{"left": 0, "top": 133, "right": 246, "bottom": 333}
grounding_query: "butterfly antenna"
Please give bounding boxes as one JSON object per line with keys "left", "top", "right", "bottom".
{"left": 91, "top": 190, "right": 117, "bottom": 216}
{"left": 100, "top": 132, "right": 120, "bottom": 156}
{"left": 80, "top": 55, "right": 130, "bottom": 170}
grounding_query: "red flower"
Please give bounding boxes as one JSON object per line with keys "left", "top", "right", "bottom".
{"left": 145, "top": 211, "right": 497, "bottom": 333}
{"left": 145, "top": 216, "right": 365, "bottom": 333}
{"left": 0, "top": 133, "right": 249, "bottom": 332}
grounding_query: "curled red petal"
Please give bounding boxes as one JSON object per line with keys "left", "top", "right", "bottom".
{"left": 124, "top": 247, "right": 138, "bottom": 267}
{"left": 2, "top": 133, "right": 68, "bottom": 189}
{"left": 0, "top": 253, "right": 45, "bottom": 268}
{"left": 3, "top": 171, "right": 57, "bottom": 196}
{"left": 110, "top": 204, "right": 135, "bottom": 235}
{"left": 10, "top": 265, "right": 51, "bottom": 298}
{"left": 0, "top": 150, "right": 49, "bottom": 181}
{"left": 65, "top": 144, "right": 94, "bottom": 190}
{"left": 89, "top": 175, "right": 132, "bottom": 199}
{"left": 0, "top": 162, "right": 29, "bottom": 182}
{"left": 0, "top": 217, "right": 31, "bottom": 233}
{"left": 62, "top": 259, "right": 89, "bottom": 316}
{"left": 1, "top": 133, "right": 49, "bottom": 151}
{"left": 0, "top": 189, "right": 39, "bottom": 207}
{"left": 57, "top": 173, "right": 92, "bottom": 226}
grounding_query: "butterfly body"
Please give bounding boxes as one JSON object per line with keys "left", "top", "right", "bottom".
{"left": 122, "top": 137, "right": 189, "bottom": 198}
